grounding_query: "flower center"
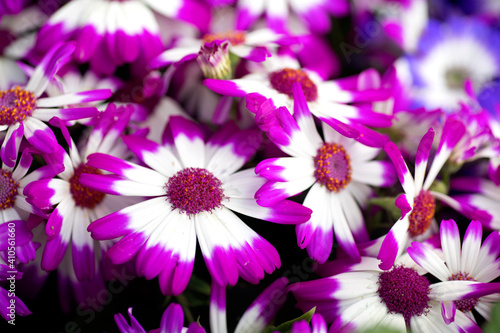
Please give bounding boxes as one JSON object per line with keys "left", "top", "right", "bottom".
{"left": 165, "top": 167, "right": 225, "bottom": 216}
{"left": 451, "top": 272, "right": 479, "bottom": 312}
{"left": 202, "top": 31, "right": 246, "bottom": 46}
{"left": 378, "top": 265, "right": 431, "bottom": 325}
{"left": 445, "top": 67, "right": 470, "bottom": 91}
{"left": 314, "top": 143, "right": 352, "bottom": 192}
{"left": 408, "top": 190, "right": 436, "bottom": 237}
{"left": 0, "top": 169, "right": 19, "bottom": 210}
{"left": 269, "top": 68, "right": 318, "bottom": 102}
{"left": 70, "top": 164, "right": 106, "bottom": 209}
{"left": 0, "top": 86, "right": 36, "bottom": 126}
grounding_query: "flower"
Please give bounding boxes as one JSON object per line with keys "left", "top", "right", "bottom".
{"left": 255, "top": 84, "right": 395, "bottom": 263}
{"left": 290, "top": 255, "right": 497, "bottom": 332}
{"left": 406, "top": 16, "right": 500, "bottom": 110}
{"left": 83, "top": 116, "right": 311, "bottom": 295}
{"left": 24, "top": 104, "right": 136, "bottom": 281}
{"left": 115, "top": 303, "right": 206, "bottom": 333}
{"left": 408, "top": 219, "right": 500, "bottom": 324}
{"left": 378, "top": 116, "right": 466, "bottom": 269}
{"left": 0, "top": 146, "right": 63, "bottom": 263}
{"left": 205, "top": 54, "right": 392, "bottom": 147}
{"left": 34, "top": 0, "right": 210, "bottom": 76}
{"left": 0, "top": 42, "right": 111, "bottom": 168}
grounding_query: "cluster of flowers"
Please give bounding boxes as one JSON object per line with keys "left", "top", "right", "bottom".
{"left": 1, "top": 0, "right": 500, "bottom": 332}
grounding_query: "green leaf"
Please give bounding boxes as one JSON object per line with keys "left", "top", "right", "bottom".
{"left": 428, "top": 179, "right": 448, "bottom": 195}
{"left": 264, "top": 307, "right": 316, "bottom": 333}
{"left": 358, "top": 326, "right": 401, "bottom": 333}
{"left": 187, "top": 274, "right": 211, "bottom": 295}
{"left": 484, "top": 301, "right": 500, "bottom": 333}
{"left": 369, "top": 196, "right": 401, "bottom": 220}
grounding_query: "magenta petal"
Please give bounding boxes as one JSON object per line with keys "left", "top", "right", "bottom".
{"left": 41, "top": 234, "right": 68, "bottom": 272}
{"left": 1, "top": 122, "right": 23, "bottom": 168}
{"left": 106, "top": 231, "right": 148, "bottom": 264}
{"left": 204, "top": 246, "right": 239, "bottom": 287}
{"left": 87, "top": 211, "right": 133, "bottom": 240}
{"left": 160, "top": 303, "right": 184, "bottom": 332}
{"left": 203, "top": 79, "right": 247, "bottom": 97}
{"left": 72, "top": 244, "right": 95, "bottom": 281}
{"left": 378, "top": 230, "right": 399, "bottom": 270}
{"left": 25, "top": 126, "right": 58, "bottom": 154}
{"left": 158, "top": 257, "right": 194, "bottom": 296}
{"left": 265, "top": 200, "right": 312, "bottom": 224}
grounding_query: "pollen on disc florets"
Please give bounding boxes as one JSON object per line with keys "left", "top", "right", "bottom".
{"left": 314, "top": 143, "right": 352, "bottom": 192}
{"left": 408, "top": 190, "right": 436, "bottom": 237}
{"left": 451, "top": 272, "right": 479, "bottom": 312}
{"left": 70, "top": 164, "right": 106, "bottom": 209}
{"left": 0, "top": 86, "right": 36, "bottom": 125}
{"left": 0, "top": 169, "right": 19, "bottom": 210}
{"left": 165, "top": 167, "right": 226, "bottom": 217}
{"left": 378, "top": 265, "right": 431, "bottom": 325}
{"left": 269, "top": 68, "right": 318, "bottom": 102}
{"left": 202, "top": 31, "right": 246, "bottom": 46}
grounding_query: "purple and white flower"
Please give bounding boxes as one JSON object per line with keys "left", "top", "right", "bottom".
{"left": 406, "top": 16, "right": 500, "bottom": 110}
{"left": 408, "top": 219, "right": 500, "bottom": 324}
{"left": 24, "top": 104, "right": 136, "bottom": 281}
{"left": 290, "top": 254, "right": 496, "bottom": 332}
{"left": 205, "top": 53, "right": 393, "bottom": 147}
{"left": 34, "top": 0, "right": 210, "bottom": 76}
{"left": 0, "top": 146, "right": 63, "bottom": 263}
{"left": 83, "top": 116, "right": 311, "bottom": 295}
{"left": 0, "top": 42, "right": 111, "bottom": 168}
{"left": 255, "top": 84, "right": 395, "bottom": 263}
{"left": 378, "top": 117, "right": 466, "bottom": 269}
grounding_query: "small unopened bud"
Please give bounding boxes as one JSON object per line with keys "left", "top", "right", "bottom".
{"left": 197, "top": 40, "right": 232, "bottom": 80}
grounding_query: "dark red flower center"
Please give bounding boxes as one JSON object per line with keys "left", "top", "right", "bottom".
{"left": 378, "top": 265, "right": 431, "bottom": 325}
{"left": 408, "top": 190, "right": 436, "bottom": 237}
{"left": 269, "top": 68, "right": 318, "bottom": 102}
{"left": 0, "top": 86, "right": 36, "bottom": 125}
{"left": 0, "top": 169, "right": 18, "bottom": 210}
{"left": 70, "top": 164, "right": 106, "bottom": 209}
{"left": 202, "top": 31, "right": 246, "bottom": 46}
{"left": 314, "top": 143, "right": 352, "bottom": 192}
{"left": 165, "top": 167, "right": 225, "bottom": 217}
{"left": 451, "top": 272, "right": 479, "bottom": 312}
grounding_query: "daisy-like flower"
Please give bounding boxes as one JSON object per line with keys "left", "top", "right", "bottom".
{"left": 82, "top": 116, "right": 311, "bottom": 295}
{"left": 210, "top": 277, "right": 289, "bottom": 333}
{"left": 34, "top": 0, "right": 210, "bottom": 76}
{"left": 0, "top": 146, "right": 63, "bottom": 263}
{"left": 255, "top": 84, "right": 395, "bottom": 263}
{"left": 115, "top": 303, "right": 206, "bottom": 333}
{"left": 24, "top": 104, "right": 137, "bottom": 281}
{"left": 378, "top": 116, "right": 466, "bottom": 270}
{"left": 408, "top": 219, "right": 500, "bottom": 324}
{"left": 289, "top": 254, "right": 498, "bottom": 332}
{"left": 234, "top": 0, "right": 349, "bottom": 33}
{"left": 0, "top": 42, "right": 111, "bottom": 168}
{"left": 205, "top": 53, "right": 393, "bottom": 147}
{"left": 407, "top": 16, "right": 500, "bottom": 110}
